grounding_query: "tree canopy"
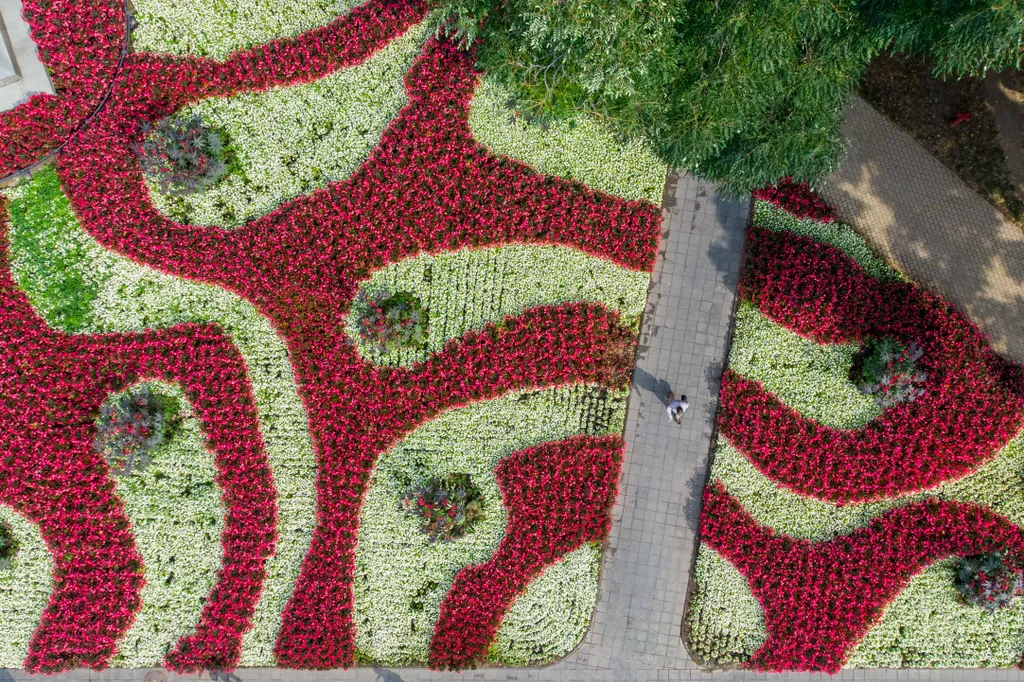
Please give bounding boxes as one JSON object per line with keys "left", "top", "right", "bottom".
{"left": 436, "top": 0, "right": 1024, "bottom": 194}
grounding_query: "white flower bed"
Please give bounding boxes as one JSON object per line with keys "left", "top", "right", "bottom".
{"left": 354, "top": 385, "right": 621, "bottom": 665}
{"left": 345, "top": 244, "right": 649, "bottom": 367}
{"left": 132, "top": 0, "right": 365, "bottom": 59}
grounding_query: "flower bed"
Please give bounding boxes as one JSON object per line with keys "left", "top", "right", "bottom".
{"left": 687, "top": 188, "right": 1024, "bottom": 671}
{"left": 0, "top": 0, "right": 664, "bottom": 673}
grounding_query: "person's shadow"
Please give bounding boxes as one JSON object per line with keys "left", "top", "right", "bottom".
{"left": 207, "top": 670, "right": 242, "bottom": 682}
{"left": 374, "top": 669, "right": 405, "bottom": 682}
{"left": 633, "top": 367, "right": 673, "bottom": 405}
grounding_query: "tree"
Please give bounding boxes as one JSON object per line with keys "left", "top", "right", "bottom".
{"left": 858, "top": 0, "right": 1024, "bottom": 77}
{"left": 436, "top": 0, "right": 1023, "bottom": 194}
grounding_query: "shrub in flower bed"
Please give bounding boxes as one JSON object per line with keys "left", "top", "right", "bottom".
{"left": 401, "top": 473, "right": 484, "bottom": 543}
{"left": 688, "top": 187, "right": 1024, "bottom": 672}
{"left": 0, "top": 0, "right": 663, "bottom": 672}
{"left": 95, "top": 385, "right": 175, "bottom": 476}
{"left": 955, "top": 552, "right": 1024, "bottom": 612}
{"left": 0, "top": 521, "right": 17, "bottom": 565}
{"left": 356, "top": 288, "right": 429, "bottom": 354}
{"left": 135, "top": 115, "right": 229, "bottom": 196}
{"left": 852, "top": 337, "right": 927, "bottom": 409}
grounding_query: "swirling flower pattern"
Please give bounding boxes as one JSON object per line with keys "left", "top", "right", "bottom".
{"left": 0, "top": 0, "right": 661, "bottom": 673}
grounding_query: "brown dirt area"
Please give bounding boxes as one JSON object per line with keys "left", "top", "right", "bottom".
{"left": 858, "top": 52, "right": 1023, "bottom": 225}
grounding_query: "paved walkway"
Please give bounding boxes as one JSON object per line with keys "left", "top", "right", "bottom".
{"left": 821, "top": 95, "right": 1024, "bottom": 364}
{"left": 0, "top": 0, "right": 54, "bottom": 111}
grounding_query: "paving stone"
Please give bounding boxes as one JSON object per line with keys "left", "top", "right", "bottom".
{"left": 822, "top": 95, "right": 1024, "bottom": 364}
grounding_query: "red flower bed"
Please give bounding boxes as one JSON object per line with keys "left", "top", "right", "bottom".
{"left": 0, "top": 199, "right": 276, "bottom": 672}
{"left": 752, "top": 177, "right": 838, "bottom": 222}
{"left": 0, "top": 0, "right": 661, "bottom": 672}
{"left": 700, "top": 482, "right": 1024, "bottom": 673}
{"left": 0, "top": 0, "right": 126, "bottom": 175}
{"left": 429, "top": 435, "right": 622, "bottom": 670}
{"left": 718, "top": 224, "right": 1024, "bottom": 503}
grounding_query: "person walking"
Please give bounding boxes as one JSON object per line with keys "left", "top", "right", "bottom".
{"left": 666, "top": 391, "right": 689, "bottom": 424}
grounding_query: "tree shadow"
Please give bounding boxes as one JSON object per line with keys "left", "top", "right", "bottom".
{"left": 821, "top": 95, "right": 1024, "bottom": 366}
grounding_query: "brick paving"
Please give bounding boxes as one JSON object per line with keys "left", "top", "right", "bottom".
{"left": 7, "top": 174, "right": 1021, "bottom": 682}
{"left": 821, "top": 95, "right": 1024, "bottom": 364}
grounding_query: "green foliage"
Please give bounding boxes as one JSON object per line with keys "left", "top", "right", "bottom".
{"left": 95, "top": 385, "right": 178, "bottom": 476}
{"left": 658, "top": 0, "right": 871, "bottom": 194}
{"left": 853, "top": 337, "right": 927, "bottom": 409}
{"left": 441, "top": 0, "right": 679, "bottom": 126}
{"left": 437, "top": 0, "right": 1023, "bottom": 193}
{"left": 135, "top": 115, "right": 229, "bottom": 196}
{"left": 401, "top": 473, "right": 485, "bottom": 543}
{"left": 0, "top": 521, "right": 17, "bottom": 564}
{"left": 859, "top": 0, "right": 1024, "bottom": 78}
{"left": 955, "top": 552, "right": 1024, "bottom": 612}
{"left": 355, "top": 289, "right": 429, "bottom": 354}
{"left": 5, "top": 167, "right": 98, "bottom": 333}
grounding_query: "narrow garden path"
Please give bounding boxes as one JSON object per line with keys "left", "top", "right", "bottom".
{"left": 822, "top": 95, "right": 1024, "bottom": 365}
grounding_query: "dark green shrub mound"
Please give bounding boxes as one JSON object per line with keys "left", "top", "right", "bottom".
{"left": 0, "top": 521, "right": 18, "bottom": 565}
{"left": 356, "top": 289, "right": 429, "bottom": 354}
{"left": 94, "top": 385, "right": 170, "bottom": 476}
{"left": 852, "top": 337, "right": 927, "bottom": 409}
{"left": 956, "top": 552, "right": 1024, "bottom": 612}
{"left": 134, "top": 115, "right": 228, "bottom": 196}
{"left": 401, "top": 473, "right": 484, "bottom": 543}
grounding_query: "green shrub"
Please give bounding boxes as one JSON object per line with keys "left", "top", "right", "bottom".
{"left": 400, "top": 473, "right": 485, "bottom": 543}
{"left": 852, "top": 337, "right": 927, "bottom": 409}
{"left": 134, "top": 115, "right": 228, "bottom": 196}
{"left": 356, "top": 289, "right": 429, "bottom": 354}
{"left": 956, "top": 552, "right": 1024, "bottom": 612}
{"left": 0, "top": 521, "right": 18, "bottom": 566}
{"left": 94, "top": 385, "right": 174, "bottom": 476}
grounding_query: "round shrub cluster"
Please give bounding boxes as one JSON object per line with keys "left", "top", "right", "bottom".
{"left": 0, "top": 520, "right": 18, "bottom": 566}
{"left": 356, "top": 289, "right": 428, "bottom": 354}
{"left": 955, "top": 552, "right": 1024, "bottom": 612}
{"left": 401, "top": 473, "right": 484, "bottom": 543}
{"left": 94, "top": 385, "right": 171, "bottom": 476}
{"left": 134, "top": 116, "right": 228, "bottom": 197}
{"left": 853, "top": 337, "right": 927, "bottom": 409}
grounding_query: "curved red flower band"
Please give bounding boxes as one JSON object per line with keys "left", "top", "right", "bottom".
{"left": 752, "top": 177, "right": 837, "bottom": 222}
{"left": 0, "top": 0, "right": 126, "bottom": 175}
{"left": 0, "top": 199, "right": 277, "bottom": 673}
{"left": 718, "top": 224, "right": 1024, "bottom": 504}
{"left": 429, "top": 435, "right": 623, "bottom": 670}
{"left": 700, "top": 481, "right": 1024, "bottom": 673}
{"left": 0, "top": 0, "right": 662, "bottom": 672}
